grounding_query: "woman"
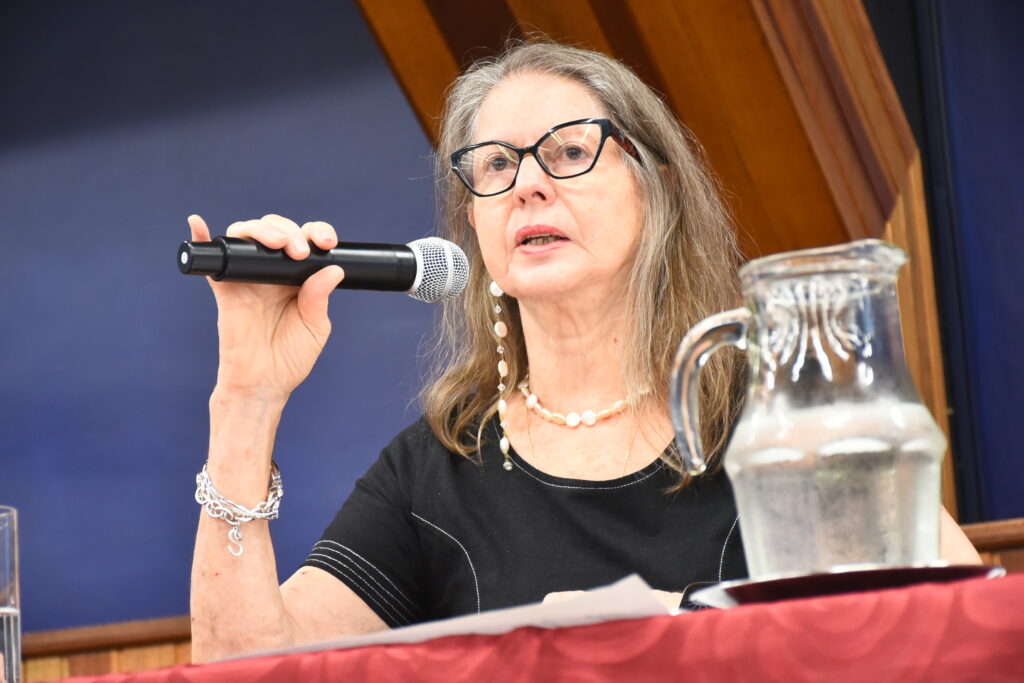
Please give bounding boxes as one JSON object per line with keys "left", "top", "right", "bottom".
{"left": 189, "top": 41, "right": 980, "bottom": 662}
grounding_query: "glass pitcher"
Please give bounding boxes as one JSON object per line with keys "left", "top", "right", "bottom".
{"left": 671, "top": 239, "right": 945, "bottom": 578}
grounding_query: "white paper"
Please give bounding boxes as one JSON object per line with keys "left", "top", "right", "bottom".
{"left": 227, "top": 574, "right": 670, "bottom": 662}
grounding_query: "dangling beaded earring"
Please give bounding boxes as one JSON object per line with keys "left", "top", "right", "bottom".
{"left": 490, "top": 280, "right": 513, "bottom": 471}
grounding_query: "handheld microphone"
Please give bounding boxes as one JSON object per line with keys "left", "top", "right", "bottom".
{"left": 178, "top": 236, "right": 469, "bottom": 303}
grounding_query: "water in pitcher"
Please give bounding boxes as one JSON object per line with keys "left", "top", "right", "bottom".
{"left": 726, "top": 401, "right": 944, "bottom": 577}
{"left": 0, "top": 606, "right": 19, "bottom": 683}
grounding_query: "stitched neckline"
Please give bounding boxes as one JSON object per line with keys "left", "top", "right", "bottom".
{"left": 490, "top": 417, "right": 670, "bottom": 490}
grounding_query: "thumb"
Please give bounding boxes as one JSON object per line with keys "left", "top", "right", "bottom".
{"left": 296, "top": 265, "right": 345, "bottom": 335}
{"left": 187, "top": 214, "right": 217, "bottom": 292}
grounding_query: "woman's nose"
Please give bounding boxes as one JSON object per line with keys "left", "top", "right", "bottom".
{"left": 512, "top": 154, "right": 554, "bottom": 202}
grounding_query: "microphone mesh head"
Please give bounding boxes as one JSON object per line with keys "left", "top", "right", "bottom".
{"left": 407, "top": 238, "right": 470, "bottom": 303}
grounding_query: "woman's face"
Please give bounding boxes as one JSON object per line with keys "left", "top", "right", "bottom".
{"left": 468, "top": 73, "right": 644, "bottom": 303}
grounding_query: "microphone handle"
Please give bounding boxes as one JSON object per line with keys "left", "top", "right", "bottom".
{"left": 178, "top": 237, "right": 418, "bottom": 291}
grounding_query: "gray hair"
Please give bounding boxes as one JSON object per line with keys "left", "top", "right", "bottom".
{"left": 421, "top": 41, "right": 746, "bottom": 485}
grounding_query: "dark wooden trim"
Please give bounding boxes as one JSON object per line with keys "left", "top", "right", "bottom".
{"left": 962, "top": 518, "right": 1024, "bottom": 552}
{"left": 424, "top": 0, "right": 521, "bottom": 69}
{"left": 23, "top": 615, "right": 190, "bottom": 658}
{"left": 589, "top": 0, "right": 669, "bottom": 98}
{"left": 356, "top": 0, "right": 461, "bottom": 144}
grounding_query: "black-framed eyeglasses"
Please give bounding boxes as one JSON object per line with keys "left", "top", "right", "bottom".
{"left": 450, "top": 118, "right": 643, "bottom": 197}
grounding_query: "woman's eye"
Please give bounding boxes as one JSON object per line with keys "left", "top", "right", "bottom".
{"left": 480, "top": 150, "right": 515, "bottom": 174}
{"left": 556, "top": 144, "right": 591, "bottom": 164}
{"left": 564, "top": 145, "right": 585, "bottom": 161}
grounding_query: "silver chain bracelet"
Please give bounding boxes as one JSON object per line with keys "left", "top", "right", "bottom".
{"left": 195, "top": 461, "right": 283, "bottom": 557}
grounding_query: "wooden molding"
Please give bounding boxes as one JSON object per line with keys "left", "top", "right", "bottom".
{"left": 23, "top": 615, "right": 190, "bottom": 658}
{"left": 883, "top": 154, "right": 956, "bottom": 509}
{"left": 962, "top": 518, "right": 1024, "bottom": 552}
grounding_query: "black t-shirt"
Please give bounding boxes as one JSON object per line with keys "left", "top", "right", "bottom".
{"left": 301, "top": 417, "right": 747, "bottom": 627}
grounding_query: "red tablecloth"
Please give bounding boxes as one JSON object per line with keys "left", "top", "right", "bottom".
{"left": 66, "top": 573, "right": 1024, "bottom": 682}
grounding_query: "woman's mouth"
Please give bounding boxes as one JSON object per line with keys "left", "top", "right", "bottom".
{"left": 515, "top": 225, "right": 569, "bottom": 249}
{"left": 520, "top": 233, "right": 567, "bottom": 246}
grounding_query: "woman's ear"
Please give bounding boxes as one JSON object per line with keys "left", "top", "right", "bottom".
{"left": 466, "top": 204, "right": 476, "bottom": 230}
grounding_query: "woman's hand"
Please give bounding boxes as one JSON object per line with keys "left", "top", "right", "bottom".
{"left": 189, "top": 216, "right": 367, "bottom": 661}
{"left": 188, "top": 214, "right": 346, "bottom": 403}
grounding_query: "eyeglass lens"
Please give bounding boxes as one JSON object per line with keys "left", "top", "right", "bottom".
{"left": 458, "top": 122, "right": 604, "bottom": 195}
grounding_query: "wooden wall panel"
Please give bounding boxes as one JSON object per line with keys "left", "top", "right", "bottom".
{"left": 624, "top": 0, "right": 850, "bottom": 257}
{"left": 966, "top": 518, "right": 1024, "bottom": 575}
{"left": 505, "top": 0, "right": 612, "bottom": 53}
{"left": 23, "top": 616, "right": 190, "bottom": 682}
{"left": 752, "top": 0, "right": 887, "bottom": 240}
{"left": 24, "top": 641, "right": 192, "bottom": 682}
{"left": 355, "top": 1, "right": 461, "bottom": 142}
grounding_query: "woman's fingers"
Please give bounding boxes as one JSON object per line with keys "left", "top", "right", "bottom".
{"left": 188, "top": 214, "right": 212, "bottom": 242}
{"left": 224, "top": 215, "right": 308, "bottom": 258}
{"left": 296, "top": 265, "right": 345, "bottom": 339}
{"left": 202, "top": 215, "right": 336, "bottom": 261}
{"left": 262, "top": 214, "right": 310, "bottom": 259}
{"left": 302, "top": 221, "right": 338, "bottom": 251}
{"left": 225, "top": 218, "right": 291, "bottom": 252}
{"left": 188, "top": 215, "right": 219, "bottom": 290}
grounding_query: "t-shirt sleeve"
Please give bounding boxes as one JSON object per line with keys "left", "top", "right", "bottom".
{"left": 300, "top": 424, "right": 427, "bottom": 628}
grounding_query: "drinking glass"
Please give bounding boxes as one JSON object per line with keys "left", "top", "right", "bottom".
{"left": 0, "top": 507, "right": 20, "bottom": 683}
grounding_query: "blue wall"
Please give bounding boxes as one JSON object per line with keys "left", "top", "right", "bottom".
{"left": 935, "top": 1, "right": 1024, "bottom": 521}
{"left": 0, "top": 1, "right": 436, "bottom": 631}
{"left": 865, "top": 0, "right": 1024, "bottom": 522}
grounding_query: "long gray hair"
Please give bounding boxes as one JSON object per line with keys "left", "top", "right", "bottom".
{"left": 421, "top": 41, "right": 746, "bottom": 485}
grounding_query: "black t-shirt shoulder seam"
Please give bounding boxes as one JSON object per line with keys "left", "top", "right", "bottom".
{"left": 410, "top": 511, "right": 482, "bottom": 614}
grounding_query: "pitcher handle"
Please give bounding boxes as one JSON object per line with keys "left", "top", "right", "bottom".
{"left": 670, "top": 308, "right": 751, "bottom": 474}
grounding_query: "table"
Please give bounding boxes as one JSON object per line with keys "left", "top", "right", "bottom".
{"left": 64, "top": 573, "right": 1024, "bottom": 682}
